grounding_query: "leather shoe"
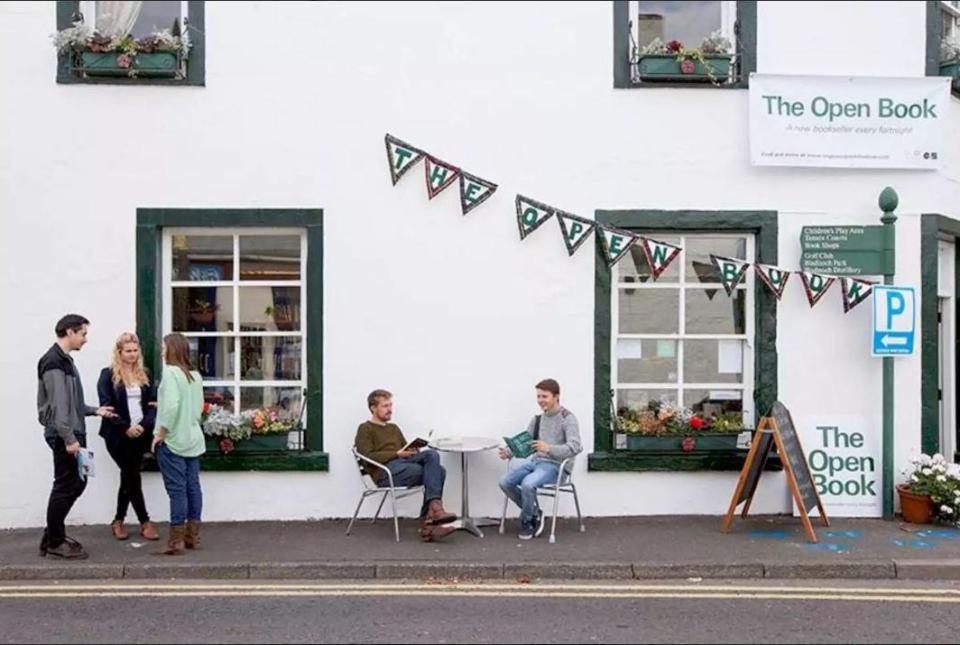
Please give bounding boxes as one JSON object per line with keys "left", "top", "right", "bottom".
{"left": 425, "top": 499, "right": 457, "bottom": 526}
{"left": 111, "top": 520, "right": 129, "bottom": 541}
{"left": 45, "top": 541, "right": 89, "bottom": 560}
{"left": 140, "top": 521, "right": 159, "bottom": 541}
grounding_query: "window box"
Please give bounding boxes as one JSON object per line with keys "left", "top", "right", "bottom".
{"left": 941, "top": 58, "right": 960, "bottom": 86}
{"left": 635, "top": 54, "right": 732, "bottom": 83}
{"left": 78, "top": 51, "right": 181, "bottom": 78}
{"left": 206, "top": 432, "right": 290, "bottom": 454}
{"left": 621, "top": 431, "right": 743, "bottom": 452}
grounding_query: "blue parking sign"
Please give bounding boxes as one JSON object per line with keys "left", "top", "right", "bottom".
{"left": 872, "top": 286, "right": 915, "bottom": 356}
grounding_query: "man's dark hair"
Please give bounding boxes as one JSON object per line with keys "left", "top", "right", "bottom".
{"left": 55, "top": 314, "right": 90, "bottom": 338}
{"left": 368, "top": 389, "right": 393, "bottom": 411}
{"left": 535, "top": 379, "right": 560, "bottom": 396}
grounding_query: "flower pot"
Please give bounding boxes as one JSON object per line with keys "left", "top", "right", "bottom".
{"left": 190, "top": 310, "right": 216, "bottom": 326}
{"left": 79, "top": 51, "right": 180, "bottom": 78}
{"left": 635, "top": 54, "right": 732, "bottom": 83}
{"left": 897, "top": 485, "right": 935, "bottom": 524}
{"left": 624, "top": 432, "right": 742, "bottom": 451}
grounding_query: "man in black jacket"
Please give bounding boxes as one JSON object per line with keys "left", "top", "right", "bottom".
{"left": 37, "top": 314, "right": 114, "bottom": 559}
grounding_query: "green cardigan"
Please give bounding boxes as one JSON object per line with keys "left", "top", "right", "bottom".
{"left": 156, "top": 365, "right": 206, "bottom": 458}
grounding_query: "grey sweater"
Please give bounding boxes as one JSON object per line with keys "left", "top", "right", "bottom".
{"left": 37, "top": 344, "right": 97, "bottom": 445}
{"left": 525, "top": 406, "right": 582, "bottom": 471}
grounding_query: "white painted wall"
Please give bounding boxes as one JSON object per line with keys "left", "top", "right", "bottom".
{"left": 1, "top": 1, "right": 958, "bottom": 528}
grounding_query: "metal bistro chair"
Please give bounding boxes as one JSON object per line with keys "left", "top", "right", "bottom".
{"left": 346, "top": 447, "right": 424, "bottom": 543}
{"left": 498, "top": 457, "right": 585, "bottom": 544}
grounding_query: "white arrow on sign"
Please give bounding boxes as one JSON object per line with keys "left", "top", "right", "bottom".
{"left": 881, "top": 335, "right": 908, "bottom": 347}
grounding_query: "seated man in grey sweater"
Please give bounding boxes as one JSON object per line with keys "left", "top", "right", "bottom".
{"left": 498, "top": 379, "right": 582, "bottom": 540}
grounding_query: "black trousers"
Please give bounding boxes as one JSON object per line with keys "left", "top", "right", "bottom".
{"left": 44, "top": 435, "right": 88, "bottom": 548}
{"left": 104, "top": 432, "right": 151, "bottom": 524}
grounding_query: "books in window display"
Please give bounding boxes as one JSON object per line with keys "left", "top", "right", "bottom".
{"left": 503, "top": 431, "right": 535, "bottom": 459}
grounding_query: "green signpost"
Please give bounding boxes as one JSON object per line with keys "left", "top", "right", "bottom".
{"left": 801, "top": 225, "right": 894, "bottom": 276}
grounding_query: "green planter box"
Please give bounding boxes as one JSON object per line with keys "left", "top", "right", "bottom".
{"left": 623, "top": 432, "right": 743, "bottom": 451}
{"left": 942, "top": 60, "right": 960, "bottom": 91}
{"left": 205, "top": 433, "right": 290, "bottom": 454}
{"left": 636, "top": 54, "right": 732, "bottom": 83}
{"left": 79, "top": 51, "right": 180, "bottom": 78}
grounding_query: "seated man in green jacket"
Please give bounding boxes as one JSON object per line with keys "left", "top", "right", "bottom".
{"left": 355, "top": 389, "right": 457, "bottom": 542}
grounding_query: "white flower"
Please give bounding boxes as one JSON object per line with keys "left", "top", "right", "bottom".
{"left": 912, "top": 475, "right": 920, "bottom": 482}
{"left": 938, "top": 475, "right": 947, "bottom": 482}
{"left": 941, "top": 505, "right": 954, "bottom": 514}
{"left": 923, "top": 468, "right": 933, "bottom": 476}
{"left": 921, "top": 454, "right": 933, "bottom": 467}
{"left": 934, "top": 453, "right": 946, "bottom": 464}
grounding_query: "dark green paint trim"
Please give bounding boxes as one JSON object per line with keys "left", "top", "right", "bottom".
{"left": 144, "top": 451, "right": 330, "bottom": 472}
{"left": 588, "top": 451, "right": 783, "bottom": 472}
{"left": 136, "top": 208, "right": 325, "bottom": 470}
{"left": 57, "top": 1, "right": 205, "bottom": 86}
{"left": 613, "top": 0, "right": 756, "bottom": 90}
{"left": 927, "top": 0, "right": 943, "bottom": 77}
{"left": 592, "top": 210, "right": 778, "bottom": 471}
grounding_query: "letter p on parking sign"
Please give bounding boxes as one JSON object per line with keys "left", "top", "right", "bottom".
{"left": 872, "top": 286, "right": 916, "bottom": 357}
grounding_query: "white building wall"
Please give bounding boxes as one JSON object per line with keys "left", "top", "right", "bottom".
{"left": 0, "top": 1, "right": 958, "bottom": 528}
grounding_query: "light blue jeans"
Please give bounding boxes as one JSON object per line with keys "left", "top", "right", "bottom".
{"left": 498, "top": 460, "right": 560, "bottom": 528}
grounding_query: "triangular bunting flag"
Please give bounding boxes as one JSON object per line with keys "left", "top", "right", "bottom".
{"left": 710, "top": 255, "right": 751, "bottom": 296}
{"left": 515, "top": 195, "right": 556, "bottom": 240}
{"left": 640, "top": 237, "right": 682, "bottom": 281}
{"left": 424, "top": 156, "right": 460, "bottom": 199}
{"left": 597, "top": 225, "right": 639, "bottom": 268}
{"left": 755, "top": 264, "right": 791, "bottom": 301}
{"left": 841, "top": 277, "right": 874, "bottom": 313}
{"left": 384, "top": 134, "right": 425, "bottom": 186}
{"left": 691, "top": 260, "right": 720, "bottom": 299}
{"left": 555, "top": 210, "right": 596, "bottom": 256}
{"left": 458, "top": 171, "right": 498, "bottom": 215}
{"left": 799, "top": 271, "right": 837, "bottom": 308}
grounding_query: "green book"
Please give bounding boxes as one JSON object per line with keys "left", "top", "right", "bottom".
{"left": 503, "top": 430, "right": 535, "bottom": 459}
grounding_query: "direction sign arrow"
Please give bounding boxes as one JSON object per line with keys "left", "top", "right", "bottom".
{"left": 881, "top": 335, "right": 907, "bottom": 347}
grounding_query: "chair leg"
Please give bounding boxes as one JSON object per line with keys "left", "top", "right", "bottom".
{"left": 346, "top": 494, "right": 366, "bottom": 536}
{"left": 571, "top": 484, "right": 585, "bottom": 532}
{"left": 372, "top": 492, "right": 387, "bottom": 523}
{"left": 390, "top": 488, "right": 400, "bottom": 543}
{"left": 549, "top": 487, "right": 561, "bottom": 544}
{"left": 499, "top": 494, "right": 509, "bottom": 535}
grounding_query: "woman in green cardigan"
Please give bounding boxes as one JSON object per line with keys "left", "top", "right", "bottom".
{"left": 152, "top": 332, "right": 206, "bottom": 555}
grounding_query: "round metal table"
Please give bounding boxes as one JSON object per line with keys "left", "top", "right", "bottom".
{"left": 430, "top": 436, "right": 500, "bottom": 537}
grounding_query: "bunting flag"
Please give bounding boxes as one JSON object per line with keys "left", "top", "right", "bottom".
{"left": 458, "top": 171, "right": 498, "bottom": 215}
{"left": 755, "top": 264, "right": 792, "bottom": 301}
{"left": 841, "top": 277, "right": 874, "bottom": 313}
{"left": 710, "top": 255, "right": 751, "bottom": 296}
{"left": 691, "top": 260, "right": 720, "bottom": 299}
{"left": 515, "top": 195, "right": 556, "bottom": 240}
{"left": 556, "top": 210, "right": 596, "bottom": 256}
{"left": 597, "top": 225, "right": 639, "bottom": 267}
{"left": 799, "top": 271, "right": 837, "bottom": 308}
{"left": 384, "top": 134, "right": 425, "bottom": 186}
{"left": 628, "top": 246, "right": 652, "bottom": 283}
{"left": 424, "top": 156, "right": 460, "bottom": 199}
{"left": 640, "top": 237, "right": 682, "bottom": 281}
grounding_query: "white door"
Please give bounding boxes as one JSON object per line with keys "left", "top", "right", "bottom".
{"left": 938, "top": 239, "right": 956, "bottom": 462}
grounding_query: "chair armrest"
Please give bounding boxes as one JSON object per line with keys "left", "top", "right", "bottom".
{"left": 555, "top": 458, "right": 572, "bottom": 487}
{"left": 352, "top": 448, "right": 395, "bottom": 488}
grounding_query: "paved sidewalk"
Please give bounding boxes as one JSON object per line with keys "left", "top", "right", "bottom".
{"left": 2, "top": 515, "right": 959, "bottom": 581}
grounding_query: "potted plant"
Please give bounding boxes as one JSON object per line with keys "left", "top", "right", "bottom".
{"left": 615, "top": 402, "right": 745, "bottom": 451}
{"left": 52, "top": 20, "right": 190, "bottom": 79}
{"left": 189, "top": 299, "right": 219, "bottom": 326}
{"left": 634, "top": 30, "right": 733, "bottom": 84}
{"left": 941, "top": 38, "right": 960, "bottom": 88}
{"left": 264, "top": 305, "right": 297, "bottom": 332}
{"left": 201, "top": 403, "right": 299, "bottom": 455}
{"left": 897, "top": 453, "right": 960, "bottom": 525}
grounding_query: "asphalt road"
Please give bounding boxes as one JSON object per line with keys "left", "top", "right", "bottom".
{"left": 2, "top": 579, "right": 958, "bottom": 644}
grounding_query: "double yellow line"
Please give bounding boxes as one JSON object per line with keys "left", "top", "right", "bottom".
{"left": 0, "top": 582, "right": 958, "bottom": 603}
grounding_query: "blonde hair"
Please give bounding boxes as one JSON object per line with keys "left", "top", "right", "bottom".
{"left": 111, "top": 332, "right": 150, "bottom": 387}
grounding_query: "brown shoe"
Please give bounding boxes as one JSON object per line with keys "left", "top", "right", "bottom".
{"left": 139, "top": 521, "right": 159, "bottom": 541}
{"left": 45, "top": 541, "right": 89, "bottom": 560}
{"left": 157, "top": 525, "right": 186, "bottom": 556}
{"left": 425, "top": 499, "right": 457, "bottom": 526}
{"left": 111, "top": 520, "right": 129, "bottom": 541}
{"left": 184, "top": 520, "right": 201, "bottom": 550}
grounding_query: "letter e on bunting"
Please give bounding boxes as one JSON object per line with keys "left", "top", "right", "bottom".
{"left": 799, "top": 271, "right": 836, "bottom": 308}
{"left": 555, "top": 210, "right": 595, "bottom": 256}
{"left": 710, "top": 255, "right": 751, "bottom": 296}
{"left": 459, "top": 171, "right": 498, "bottom": 215}
{"left": 598, "top": 225, "right": 639, "bottom": 268}
{"left": 640, "top": 237, "right": 682, "bottom": 280}
{"left": 840, "top": 277, "right": 874, "bottom": 313}
{"left": 515, "top": 195, "right": 556, "bottom": 240}
{"left": 424, "top": 156, "right": 460, "bottom": 199}
{"left": 755, "top": 264, "right": 791, "bottom": 300}
{"left": 384, "top": 134, "right": 425, "bottom": 186}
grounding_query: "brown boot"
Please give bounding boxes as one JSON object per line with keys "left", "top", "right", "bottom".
{"left": 111, "top": 520, "right": 129, "bottom": 541}
{"left": 425, "top": 499, "right": 457, "bottom": 526}
{"left": 139, "top": 521, "right": 159, "bottom": 541}
{"left": 185, "top": 520, "right": 201, "bottom": 550}
{"left": 158, "top": 525, "right": 186, "bottom": 556}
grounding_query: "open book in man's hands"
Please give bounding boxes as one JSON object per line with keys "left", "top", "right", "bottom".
{"left": 503, "top": 431, "right": 535, "bottom": 459}
{"left": 401, "top": 429, "right": 434, "bottom": 452}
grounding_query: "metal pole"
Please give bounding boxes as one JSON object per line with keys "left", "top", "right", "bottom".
{"left": 879, "top": 186, "right": 898, "bottom": 520}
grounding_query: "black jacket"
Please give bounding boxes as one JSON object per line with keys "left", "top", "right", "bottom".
{"left": 96, "top": 367, "right": 157, "bottom": 440}
{"left": 37, "top": 343, "right": 97, "bottom": 444}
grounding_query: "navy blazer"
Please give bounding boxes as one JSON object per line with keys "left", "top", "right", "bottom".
{"left": 96, "top": 367, "right": 157, "bottom": 439}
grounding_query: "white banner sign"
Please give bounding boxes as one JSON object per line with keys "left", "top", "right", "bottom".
{"left": 750, "top": 74, "right": 950, "bottom": 170}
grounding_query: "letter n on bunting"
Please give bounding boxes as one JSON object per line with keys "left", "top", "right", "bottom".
{"left": 515, "top": 195, "right": 556, "bottom": 240}
{"left": 384, "top": 134, "right": 425, "bottom": 186}
{"left": 710, "top": 255, "right": 751, "bottom": 296}
{"left": 799, "top": 271, "right": 836, "bottom": 308}
{"left": 597, "top": 225, "right": 639, "bottom": 268}
{"left": 555, "top": 210, "right": 595, "bottom": 256}
{"left": 424, "top": 156, "right": 461, "bottom": 199}
{"left": 640, "top": 237, "right": 682, "bottom": 280}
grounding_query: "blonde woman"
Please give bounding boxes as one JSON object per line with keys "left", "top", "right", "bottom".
{"left": 97, "top": 332, "right": 159, "bottom": 542}
{"left": 152, "top": 332, "right": 206, "bottom": 555}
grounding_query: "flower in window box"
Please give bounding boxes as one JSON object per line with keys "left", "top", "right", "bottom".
{"left": 688, "top": 416, "right": 705, "bottom": 430}
{"left": 635, "top": 31, "right": 733, "bottom": 85}
{"left": 116, "top": 54, "right": 132, "bottom": 69}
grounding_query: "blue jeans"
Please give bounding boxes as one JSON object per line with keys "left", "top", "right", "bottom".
{"left": 156, "top": 444, "right": 203, "bottom": 526}
{"left": 499, "top": 460, "right": 561, "bottom": 527}
{"left": 378, "top": 450, "right": 446, "bottom": 517}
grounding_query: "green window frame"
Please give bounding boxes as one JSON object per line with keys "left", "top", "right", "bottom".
{"left": 56, "top": 0, "right": 205, "bottom": 86}
{"left": 927, "top": 0, "right": 960, "bottom": 95}
{"left": 589, "top": 210, "right": 778, "bottom": 472}
{"left": 137, "top": 209, "right": 326, "bottom": 471}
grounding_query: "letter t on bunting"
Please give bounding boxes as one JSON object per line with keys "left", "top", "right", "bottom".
{"left": 598, "top": 225, "right": 639, "bottom": 268}
{"left": 555, "top": 210, "right": 596, "bottom": 256}
{"left": 710, "top": 255, "right": 751, "bottom": 296}
{"left": 640, "top": 237, "right": 682, "bottom": 280}
{"left": 384, "top": 134, "right": 425, "bottom": 186}
{"left": 515, "top": 195, "right": 556, "bottom": 240}
{"left": 458, "top": 171, "right": 498, "bottom": 215}
{"left": 424, "top": 156, "right": 460, "bottom": 199}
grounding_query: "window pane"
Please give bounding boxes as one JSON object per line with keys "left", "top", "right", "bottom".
{"left": 683, "top": 339, "right": 743, "bottom": 384}
{"left": 616, "top": 389, "right": 678, "bottom": 414}
{"left": 172, "top": 287, "right": 234, "bottom": 332}
{"left": 618, "top": 289, "right": 679, "bottom": 334}
{"left": 617, "top": 240, "right": 680, "bottom": 283}
{"left": 683, "top": 389, "right": 743, "bottom": 422}
{"left": 685, "top": 289, "right": 746, "bottom": 334}
{"left": 239, "top": 287, "right": 301, "bottom": 331}
{"left": 171, "top": 235, "right": 233, "bottom": 282}
{"left": 203, "top": 386, "right": 235, "bottom": 412}
{"left": 637, "top": 1, "right": 722, "bottom": 48}
{"left": 241, "top": 386, "right": 302, "bottom": 423}
{"left": 685, "top": 237, "right": 747, "bottom": 285}
{"left": 239, "top": 236, "right": 301, "bottom": 281}
{"left": 240, "top": 337, "right": 302, "bottom": 381}
{"left": 115, "top": 1, "right": 181, "bottom": 39}
{"left": 616, "top": 339, "right": 678, "bottom": 383}
{"left": 188, "top": 337, "right": 235, "bottom": 380}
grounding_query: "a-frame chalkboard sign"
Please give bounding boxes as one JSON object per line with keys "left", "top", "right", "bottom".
{"left": 722, "top": 401, "right": 829, "bottom": 543}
